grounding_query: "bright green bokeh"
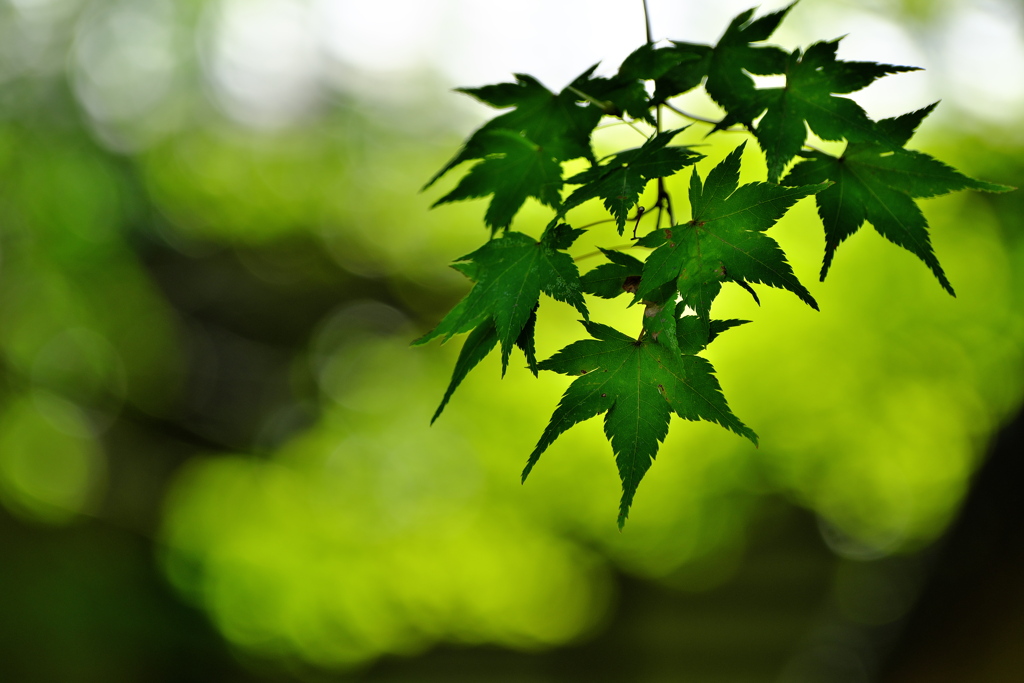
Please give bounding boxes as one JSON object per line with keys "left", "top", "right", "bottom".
{"left": 0, "top": 393, "right": 105, "bottom": 524}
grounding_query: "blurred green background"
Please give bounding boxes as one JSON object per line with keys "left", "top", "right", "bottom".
{"left": 0, "top": 0, "right": 1022, "bottom": 681}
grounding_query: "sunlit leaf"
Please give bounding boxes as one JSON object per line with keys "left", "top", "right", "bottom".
{"left": 783, "top": 105, "right": 1014, "bottom": 292}
{"left": 524, "top": 321, "right": 756, "bottom": 527}
{"left": 636, "top": 144, "right": 827, "bottom": 322}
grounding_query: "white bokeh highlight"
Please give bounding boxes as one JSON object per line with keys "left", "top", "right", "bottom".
{"left": 196, "top": 0, "right": 1022, "bottom": 128}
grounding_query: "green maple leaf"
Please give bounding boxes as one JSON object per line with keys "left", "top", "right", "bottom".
{"left": 431, "top": 130, "right": 563, "bottom": 231}
{"left": 432, "top": 72, "right": 603, "bottom": 176}
{"left": 571, "top": 44, "right": 709, "bottom": 125}
{"left": 564, "top": 129, "right": 703, "bottom": 234}
{"left": 676, "top": 316, "right": 751, "bottom": 355}
{"left": 523, "top": 321, "right": 756, "bottom": 528}
{"left": 615, "top": 42, "right": 712, "bottom": 107}
{"left": 642, "top": 298, "right": 751, "bottom": 358}
{"left": 425, "top": 70, "right": 611, "bottom": 230}
{"left": 429, "top": 305, "right": 539, "bottom": 424}
{"left": 414, "top": 229, "right": 587, "bottom": 383}
{"left": 572, "top": 69, "right": 653, "bottom": 124}
{"left": 651, "top": 43, "right": 713, "bottom": 104}
{"left": 618, "top": 42, "right": 697, "bottom": 81}
{"left": 783, "top": 104, "right": 1014, "bottom": 294}
{"left": 635, "top": 143, "right": 827, "bottom": 322}
{"left": 580, "top": 248, "right": 645, "bottom": 299}
{"left": 754, "top": 40, "right": 919, "bottom": 182}
{"left": 705, "top": 4, "right": 793, "bottom": 126}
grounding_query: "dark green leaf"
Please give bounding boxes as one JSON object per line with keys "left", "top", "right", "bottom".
{"left": 642, "top": 298, "right": 682, "bottom": 356}
{"left": 524, "top": 321, "right": 756, "bottom": 527}
{"left": 450, "top": 260, "right": 480, "bottom": 281}
{"left": 619, "top": 43, "right": 692, "bottom": 81}
{"left": 705, "top": 5, "right": 793, "bottom": 125}
{"left": 431, "top": 320, "right": 498, "bottom": 424}
{"left": 754, "top": 40, "right": 919, "bottom": 181}
{"left": 653, "top": 43, "right": 713, "bottom": 103}
{"left": 577, "top": 72, "right": 653, "bottom": 124}
{"left": 580, "top": 248, "right": 645, "bottom": 299}
{"left": 541, "top": 221, "right": 586, "bottom": 250}
{"left": 432, "top": 73, "right": 603, "bottom": 179}
{"left": 783, "top": 108, "right": 1014, "bottom": 292}
{"left": 429, "top": 302, "right": 541, "bottom": 424}
{"left": 616, "top": 42, "right": 713, "bottom": 106}
{"left": 516, "top": 304, "right": 540, "bottom": 375}
{"left": 565, "top": 129, "right": 703, "bottom": 234}
{"left": 636, "top": 143, "right": 826, "bottom": 320}
{"left": 431, "top": 130, "right": 563, "bottom": 231}
{"left": 709, "top": 318, "right": 751, "bottom": 341}
{"left": 426, "top": 70, "right": 619, "bottom": 229}
{"left": 413, "top": 293, "right": 486, "bottom": 347}
{"left": 874, "top": 103, "right": 936, "bottom": 147}
{"left": 414, "top": 231, "right": 587, "bottom": 375}
{"left": 676, "top": 316, "right": 751, "bottom": 355}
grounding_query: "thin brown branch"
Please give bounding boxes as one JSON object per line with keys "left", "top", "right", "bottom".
{"left": 642, "top": 0, "right": 653, "bottom": 44}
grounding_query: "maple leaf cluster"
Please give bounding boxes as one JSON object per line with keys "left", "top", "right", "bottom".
{"left": 416, "top": 4, "right": 1012, "bottom": 528}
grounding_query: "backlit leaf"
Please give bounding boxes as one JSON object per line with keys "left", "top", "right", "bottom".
{"left": 415, "top": 232, "right": 588, "bottom": 407}
{"left": 636, "top": 144, "right": 827, "bottom": 323}
{"left": 754, "top": 40, "right": 918, "bottom": 181}
{"left": 524, "top": 321, "right": 756, "bottom": 527}
{"left": 565, "top": 129, "right": 702, "bottom": 234}
{"left": 783, "top": 105, "right": 1014, "bottom": 293}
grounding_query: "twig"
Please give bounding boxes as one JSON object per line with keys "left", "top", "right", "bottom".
{"left": 574, "top": 244, "right": 642, "bottom": 262}
{"left": 574, "top": 217, "right": 617, "bottom": 230}
{"left": 642, "top": 0, "right": 653, "bottom": 44}
{"left": 662, "top": 102, "right": 744, "bottom": 131}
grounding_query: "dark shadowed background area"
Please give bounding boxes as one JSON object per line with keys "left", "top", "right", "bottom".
{"left": 0, "top": 0, "right": 1022, "bottom": 681}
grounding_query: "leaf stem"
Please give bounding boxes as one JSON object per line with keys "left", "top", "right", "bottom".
{"left": 571, "top": 85, "right": 651, "bottom": 140}
{"left": 574, "top": 217, "right": 618, "bottom": 230}
{"left": 662, "top": 102, "right": 744, "bottom": 132}
{"left": 652, "top": 103, "right": 675, "bottom": 232}
{"left": 658, "top": 183, "right": 675, "bottom": 227}
{"left": 573, "top": 244, "right": 642, "bottom": 262}
{"left": 566, "top": 84, "right": 608, "bottom": 110}
{"left": 621, "top": 117, "right": 654, "bottom": 140}
{"left": 642, "top": 0, "right": 653, "bottom": 44}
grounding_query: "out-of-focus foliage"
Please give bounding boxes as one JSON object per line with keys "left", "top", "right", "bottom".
{"left": 0, "top": 0, "right": 1022, "bottom": 678}
{"left": 0, "top": 393, "right": 105, "bottom": 523}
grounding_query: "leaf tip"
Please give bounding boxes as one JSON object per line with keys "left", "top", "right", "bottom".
{"left": 410, "top": 329, "right": 438, "bottom": 347}
{"left": 979, "top": 182, "right": 1017, "bottom": 194}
